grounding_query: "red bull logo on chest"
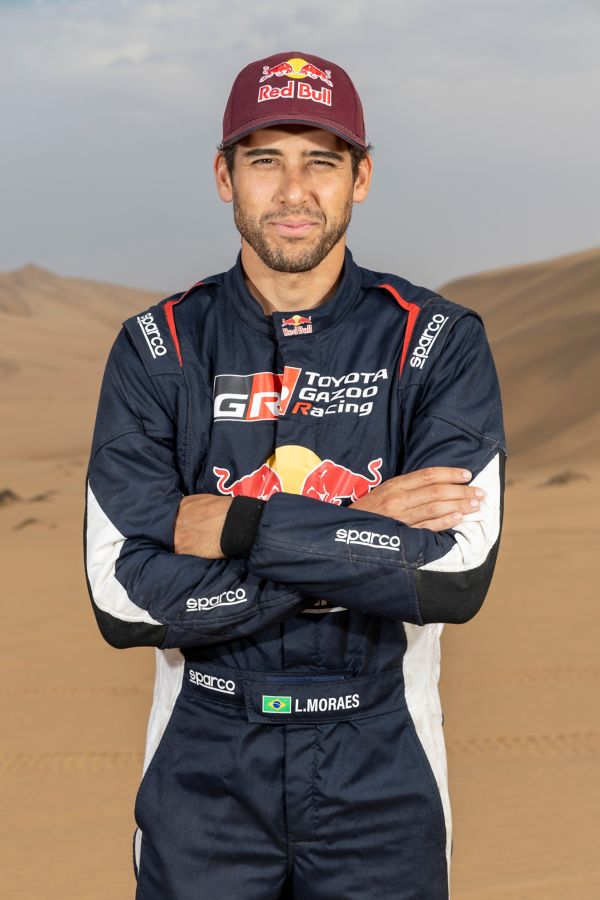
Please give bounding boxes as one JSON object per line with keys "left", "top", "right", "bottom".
{"left": 214, "top": 445, "right": 383, "bottom": 505}
{"left": 258, "top": 57, "right": 333, "bottom": 107}
{"left": 281, "top": 314, "right": 312, "bottom": 336}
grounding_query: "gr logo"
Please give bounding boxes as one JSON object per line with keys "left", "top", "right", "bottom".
{"left": 213, "top": 368, "right": 301, "bottom": 422}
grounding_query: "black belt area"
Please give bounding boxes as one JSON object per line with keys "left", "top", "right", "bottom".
{"left": 182, "top": 661, "right": 407, "bottom": 725}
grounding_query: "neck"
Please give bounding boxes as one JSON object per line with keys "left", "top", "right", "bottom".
{"left": 240, "top": 239, "right": 346, "bottom": 315}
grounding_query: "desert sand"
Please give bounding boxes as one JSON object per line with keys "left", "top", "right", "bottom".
{"left": 2, "top": 248, "right": 599, "bottom": 898}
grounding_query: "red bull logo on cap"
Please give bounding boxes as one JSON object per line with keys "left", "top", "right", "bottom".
{"left": 258, "top": 56, "right": 333, "bottom": 107}
{"left": 260, "top": 57, "right": 333, "bottom": 86}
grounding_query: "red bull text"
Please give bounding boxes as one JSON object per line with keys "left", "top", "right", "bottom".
{"left": 258, "top": 81, "right": 332, "bottom": 107}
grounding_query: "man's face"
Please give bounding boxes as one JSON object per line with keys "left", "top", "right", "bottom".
{"left": 215, "top": 125, "right": 371, "bottom": 273}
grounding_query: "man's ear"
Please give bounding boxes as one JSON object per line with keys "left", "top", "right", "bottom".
{"left": 214, "top": 152, "right": 234, "bottom": 203}
{"left": 353, "top": 154, "right": 372, "bottom": 204}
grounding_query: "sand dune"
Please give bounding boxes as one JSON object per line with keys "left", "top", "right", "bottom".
{"left": 0, "top": 263, "right": 161, "bottom": 322}
{"left": 438, "top": 244, "right": 600, "bottom": 468}
{"left": 0, "top": 264, "right": 161, "bottom": 460}
{"left": 2, "top": 251, "right": 599, "bottom": 898}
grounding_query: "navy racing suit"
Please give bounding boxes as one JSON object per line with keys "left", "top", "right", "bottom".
{"left": 84, "top": 247, "right": 506, "bottom": 900}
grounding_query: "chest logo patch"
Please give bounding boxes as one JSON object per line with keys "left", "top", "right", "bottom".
{"left": 213, "top": 367, "right": 388, "bottom": 421}
{"left": 214, "top": 445, "right": 383, "bottom": 504}
{"left": 281, "top": 314, "right": 312, "bottom": 336}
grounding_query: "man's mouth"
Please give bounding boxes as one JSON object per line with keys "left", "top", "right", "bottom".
{"left": 267, "top": 219, "right": 321, "bottom": 237}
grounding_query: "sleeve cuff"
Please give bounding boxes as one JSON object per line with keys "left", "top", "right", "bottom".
{"left": 220, "top": 496, "right": 266, "bottom": 559}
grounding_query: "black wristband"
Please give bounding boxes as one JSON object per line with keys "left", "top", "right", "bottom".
{"left": 220, "top": 496, "right": 266, "bottom": 559}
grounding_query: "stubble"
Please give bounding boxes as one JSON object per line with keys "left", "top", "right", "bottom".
{"left": 232, "top": 190, "right": 354, "bottom": 274}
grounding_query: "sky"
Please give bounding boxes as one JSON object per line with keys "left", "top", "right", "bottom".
{"left": 1, "top": 0, "right": 599, "bottom": 292}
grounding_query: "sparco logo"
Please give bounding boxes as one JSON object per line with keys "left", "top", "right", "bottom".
{"left": 410, "top": 314, "right": 449, "bottom": 369}
{"left": 335, "top": 528, "right": 400, "bottom": 551}
{"left": 186, "top": 588, "right": 247, "bottom": 612}
{"left": 137, "top": 312, "right": 167, "bottom": 358}
{"left": 189, "top": 670, "right": 236, "bottom": 695}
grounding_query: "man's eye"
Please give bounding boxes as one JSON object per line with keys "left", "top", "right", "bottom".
{"left": 311, "top": 159, "right": 335, "bottom": 167}
{"left": 253, "top": 157, "right": 276, "bottom": 165}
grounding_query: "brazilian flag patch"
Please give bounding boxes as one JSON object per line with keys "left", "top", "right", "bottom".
{"left": 262, "top": 695, "right": 292, "bottom": 714}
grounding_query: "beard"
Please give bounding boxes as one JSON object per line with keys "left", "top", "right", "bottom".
{"left": 232, "top": 190, "right": 354, "bottom": 273}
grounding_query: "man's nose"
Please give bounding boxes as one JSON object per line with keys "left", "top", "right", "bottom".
{"left": 275, "top": 166, "right": 310, "bottom": 206}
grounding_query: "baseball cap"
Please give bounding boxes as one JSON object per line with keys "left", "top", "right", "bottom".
{"left": 221, "top": 51, "right": 367, "bottom": 150}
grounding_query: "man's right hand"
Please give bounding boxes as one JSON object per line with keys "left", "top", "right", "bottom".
{"left": 349, "top": 467, "right": 484, "bottom": 532}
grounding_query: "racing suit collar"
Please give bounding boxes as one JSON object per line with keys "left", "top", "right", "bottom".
{"left": 224, "top": 246, "right": 364, "bottom": 338}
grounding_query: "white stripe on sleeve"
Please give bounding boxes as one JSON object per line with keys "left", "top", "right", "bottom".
{"left": 86, "top": 482, "right": 162, "bottom": 625}
{"left": 419, "top": 452, "right": 502, "bottom": 573}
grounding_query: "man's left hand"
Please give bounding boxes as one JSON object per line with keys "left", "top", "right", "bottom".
{"left": 174, "top": 494, "right": 232, "bottom": 558}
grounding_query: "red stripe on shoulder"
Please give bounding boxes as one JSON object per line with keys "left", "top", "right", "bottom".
{"left": 378, "top": 283, "right": 421, "bottom": 377}
{"left": 163, "top": 280, "right": 204, "bottom": 368}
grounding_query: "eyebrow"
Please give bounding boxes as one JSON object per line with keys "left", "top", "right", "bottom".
{"left": 241, "top": 147, "right": 346, "bottom": 162}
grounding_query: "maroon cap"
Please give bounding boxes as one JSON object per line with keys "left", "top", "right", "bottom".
{"left": 222, "top": 51, "right": 367, "bottom": 149}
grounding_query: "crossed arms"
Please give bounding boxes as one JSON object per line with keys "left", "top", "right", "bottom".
{"left": 84, "top": 314, "right": 505, "bottom": 650}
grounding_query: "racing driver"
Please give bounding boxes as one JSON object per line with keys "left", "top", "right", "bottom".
{"left": 84, "top": 50, "right": 506, "bottom": 900}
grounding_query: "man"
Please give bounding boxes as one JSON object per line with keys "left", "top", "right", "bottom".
{"left": 84, "top": 51, "right": 505, "bottom": 900}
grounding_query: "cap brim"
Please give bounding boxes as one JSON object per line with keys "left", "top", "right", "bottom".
{"left": 222, "top": 114, "right": 367, "bottom": 150}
